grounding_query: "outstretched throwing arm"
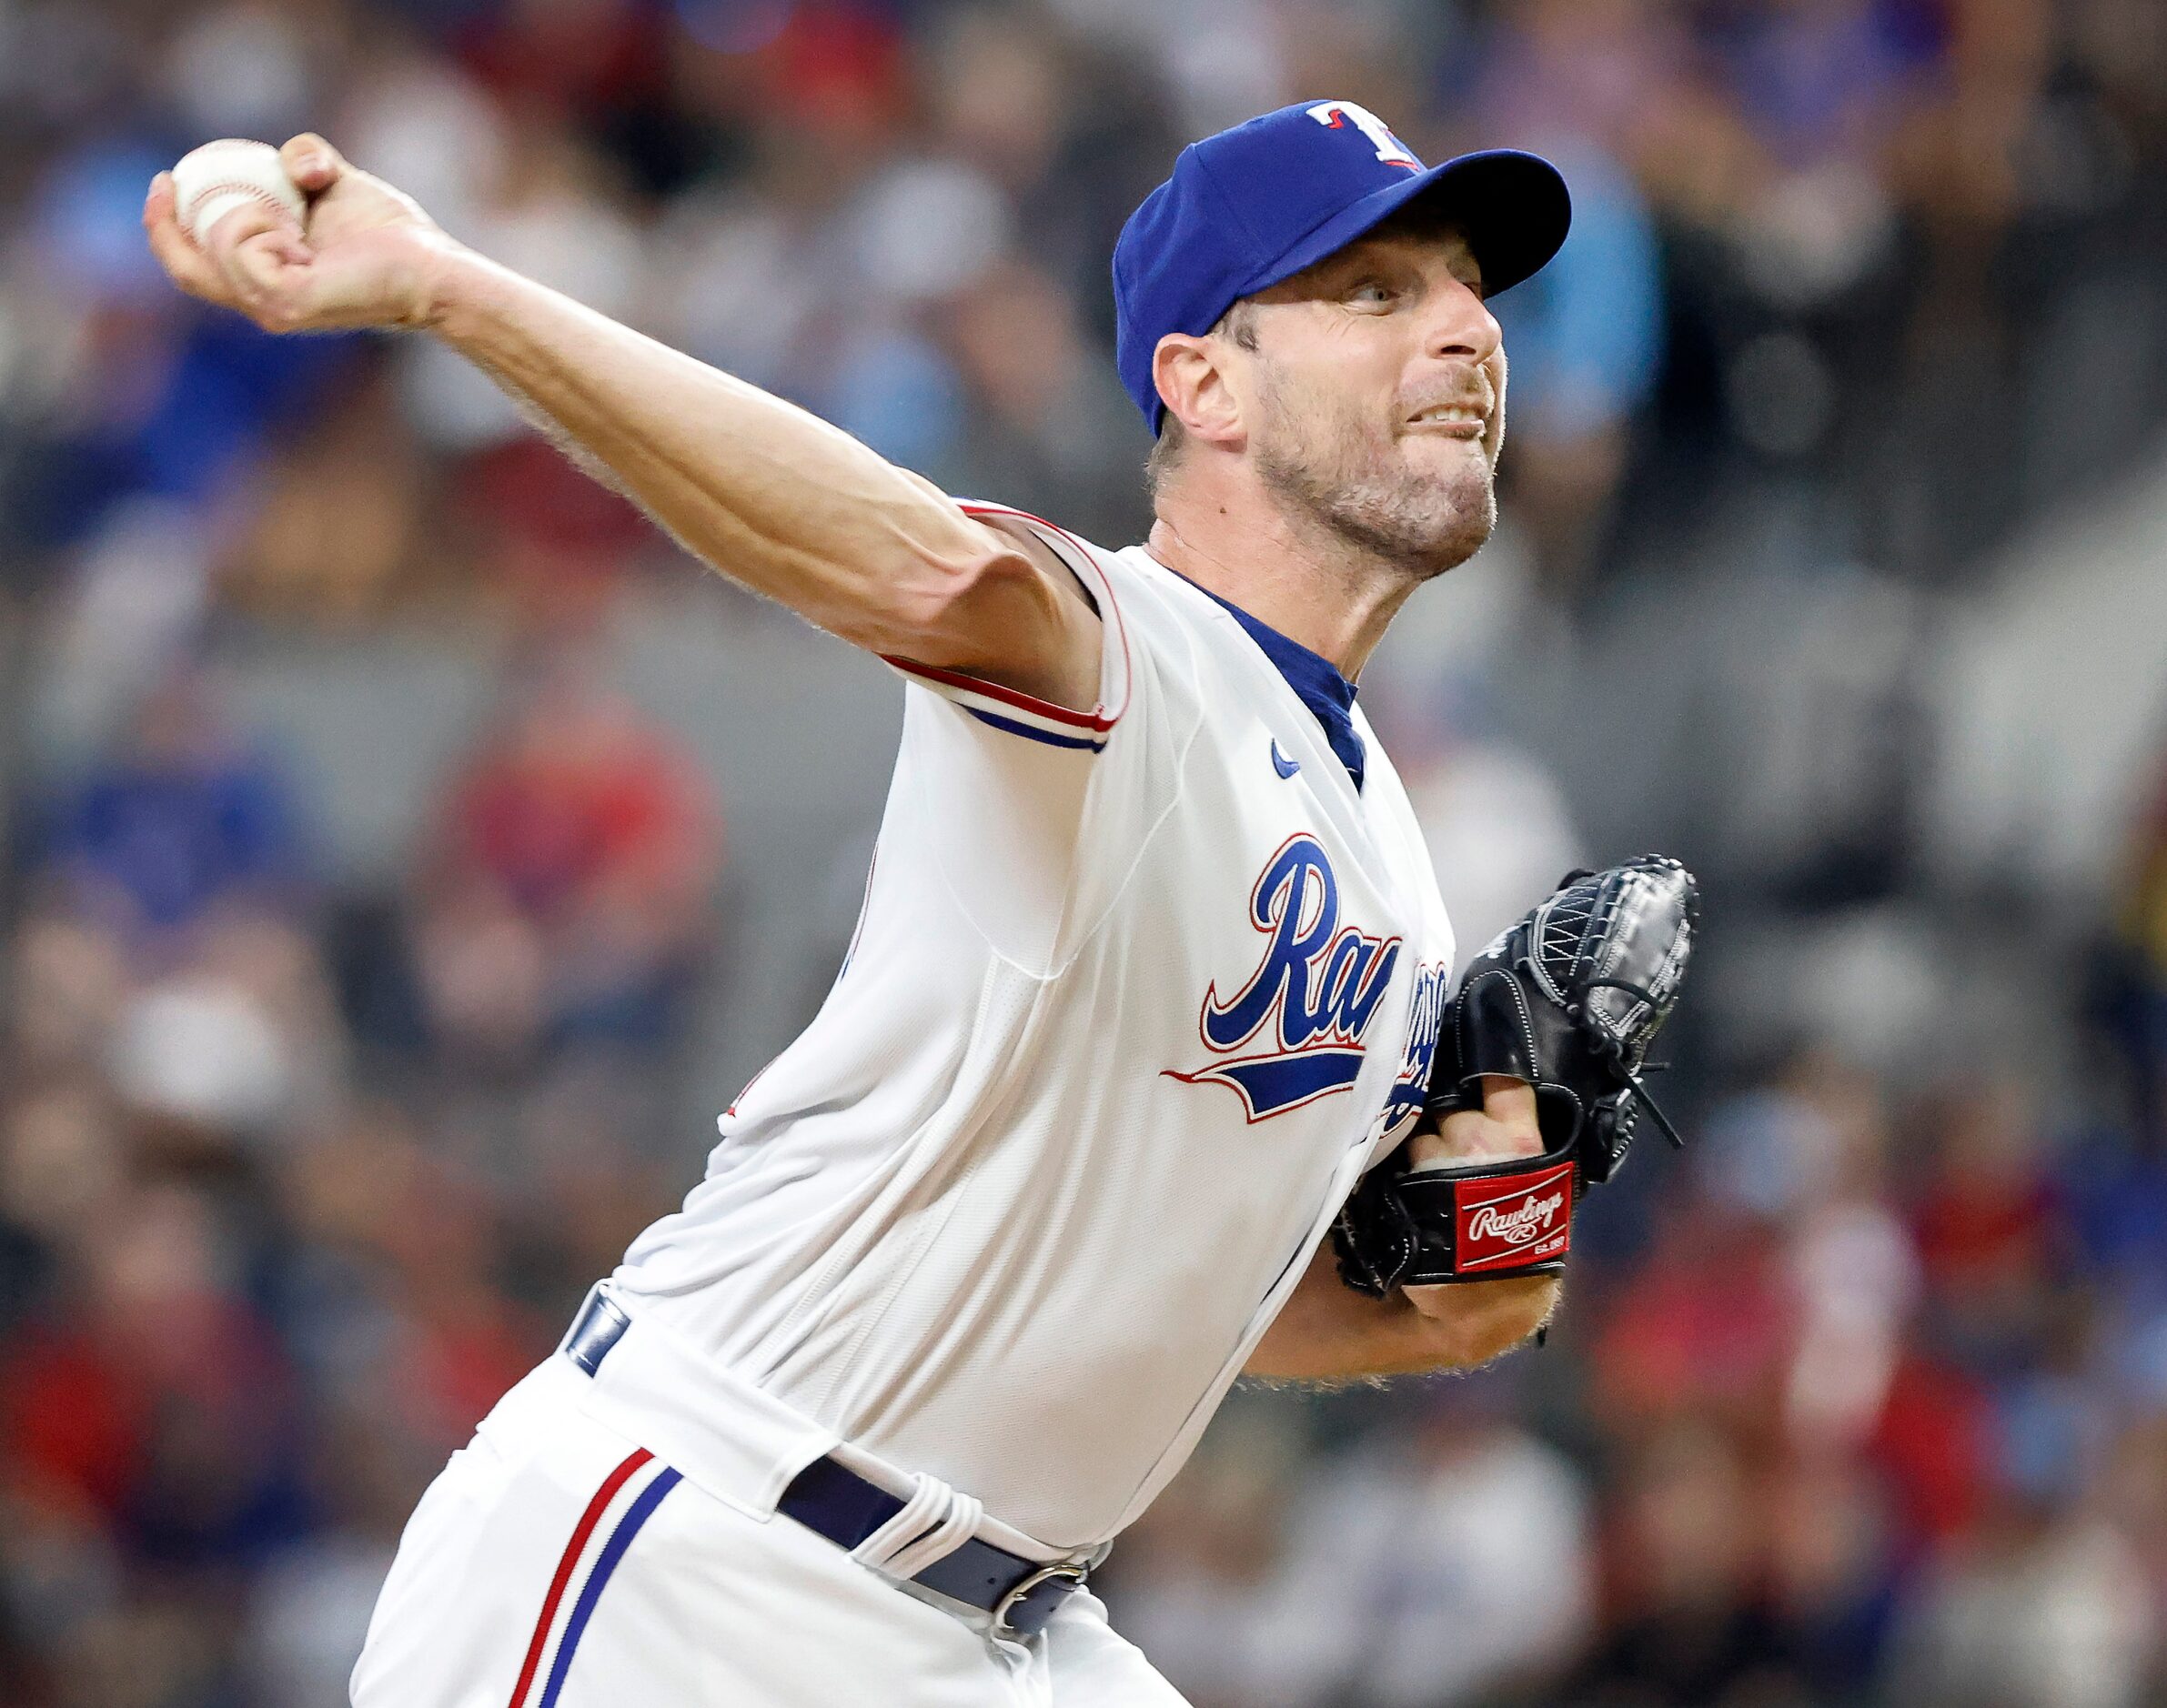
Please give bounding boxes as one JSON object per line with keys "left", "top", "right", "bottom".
{"left": 142, "top": 135, "right": 1099, "bottom": 709}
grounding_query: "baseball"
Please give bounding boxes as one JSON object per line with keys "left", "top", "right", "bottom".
{"left": 170, "top": 138, "right": 307, "bottom": 248}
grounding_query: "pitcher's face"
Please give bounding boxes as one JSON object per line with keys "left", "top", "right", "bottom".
{"left": 1236, "top": 221, "right": 1507, "bottom": 578}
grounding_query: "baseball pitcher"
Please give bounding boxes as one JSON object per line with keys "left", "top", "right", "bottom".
{"left": 145, "top": 98, "right": 1694, "bottom": 1707}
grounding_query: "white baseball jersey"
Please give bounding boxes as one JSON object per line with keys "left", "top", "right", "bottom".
{"left": 608, "top": 504, "right": 1455, "bottom": 1551}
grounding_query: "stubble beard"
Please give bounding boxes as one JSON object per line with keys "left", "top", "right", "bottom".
{"left": 1250, "top": 367, "right": 1497, "bottom": 581}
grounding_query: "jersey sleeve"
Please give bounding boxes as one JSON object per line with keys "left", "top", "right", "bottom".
{"left": 880, "top": 501, "right": 1130, "bottom": 753}
{"left": 873, "top": 503, "right": 1160, "bottom": 976}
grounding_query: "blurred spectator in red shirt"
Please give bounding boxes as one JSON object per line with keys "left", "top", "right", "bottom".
{"left": 1908, "top": 1080, "right": 2071, "bottom": 1372}
{"left": 4, "top": 1179, "right": 307, "bottom": 1567}
{"left": 454, "top": 0, "right": 670, "bottom": 137}
{"left": 411, "top": 647, "right": 721, "bottom": 1069}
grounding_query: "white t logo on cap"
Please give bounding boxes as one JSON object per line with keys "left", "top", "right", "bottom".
{"left": 1305, "top": 101, "right": 1420, "bottom": 169}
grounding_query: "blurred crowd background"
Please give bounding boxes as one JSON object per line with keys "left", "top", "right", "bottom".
{"left": 1, "top": 0, "right": 2165, "bottom": 1703}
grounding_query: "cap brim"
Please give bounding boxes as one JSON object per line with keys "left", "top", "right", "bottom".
{"left": 1242, "top": 148, "right": 1570, "bottom": 304}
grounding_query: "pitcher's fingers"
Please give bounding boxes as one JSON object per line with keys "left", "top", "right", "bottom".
{"left": 143, "top": 174, "right": 230, "bottom": 302}
{"left": 226, "top": 234, "right": 319, "bottom": 328}
{"left": 280, "top": 133, "right": 344, "bottom": 195}
{"left": 209, "top": 206, "right": 311, "bottom": 269}
{"left": 195, "top": 197, "right": 302, "bottom": 314}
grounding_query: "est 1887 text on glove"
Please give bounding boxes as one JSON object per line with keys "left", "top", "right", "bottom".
{"left": 1333, "top": 855, "right": 1698, "bottom": 1295}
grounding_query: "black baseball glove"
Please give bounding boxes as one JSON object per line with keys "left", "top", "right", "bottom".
{"left": 1334, "top": 856, "right": 1698, "bottom": 1296}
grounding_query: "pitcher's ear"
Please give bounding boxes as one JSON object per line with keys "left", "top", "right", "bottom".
{"left": 1154, "top": 331, "right": 1247, "bottom": 452}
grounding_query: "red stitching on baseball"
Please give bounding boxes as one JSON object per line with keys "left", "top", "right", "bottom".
{"left": 181, "top": 181, "right": 298, "bottom": 247}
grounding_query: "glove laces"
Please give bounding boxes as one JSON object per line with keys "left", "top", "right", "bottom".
{"left": 1576, "top": 977, "right": 1687, "bottom": 1150}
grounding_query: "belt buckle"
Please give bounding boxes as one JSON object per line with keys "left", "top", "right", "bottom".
{"left": 991, "top": 1562, "right": 1088, "bottom": 1639}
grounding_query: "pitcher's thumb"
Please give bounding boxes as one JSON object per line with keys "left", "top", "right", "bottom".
{"left": 280, "top": 133, "right": 345, "bottom": 195}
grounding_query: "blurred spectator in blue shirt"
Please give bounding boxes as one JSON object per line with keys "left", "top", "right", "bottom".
{"left": 1488, "top": 139, "right": 1664, "bottom": 592}
{"left": 40, "top": 668, "right": 309, "bottom": 941}
{"left": 1464, "top": 0, "right": 1669, "bottom": 591}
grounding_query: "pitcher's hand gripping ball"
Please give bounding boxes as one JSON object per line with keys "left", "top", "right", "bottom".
{"left": 148, "top": 135, "right": 452, "bottom": 336}
{"left": 1335, "top": 856, "right": 1698, "bottom": 1293}
{"left": 170, "top": 139, "right": 307, "bottom": 247}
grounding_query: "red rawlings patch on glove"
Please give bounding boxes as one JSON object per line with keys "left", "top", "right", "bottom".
{"left": 1454, "top": 1162, "right": 1575, "bottom": 1273}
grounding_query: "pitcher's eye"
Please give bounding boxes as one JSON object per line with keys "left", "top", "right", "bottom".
{"left": 1347, "top": 281, "right": 1395, "bottom": 308}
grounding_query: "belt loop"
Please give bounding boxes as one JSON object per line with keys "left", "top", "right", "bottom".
{"left": 846, "top": 1472, "right": 987, "bottom": 1584}
{"left": 562, "top": 1285, "right": 631, "bottom": 1377}
{"left": 882, "top": 1486, "right": 983, "bottom": 1583}
{"left": 848, "top": 1473, "right": 950, "bottom": 1573}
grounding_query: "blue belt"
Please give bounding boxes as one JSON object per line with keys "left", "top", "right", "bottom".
{"left": 562, "top": 1291, "right": 1088, "bottom": 1640}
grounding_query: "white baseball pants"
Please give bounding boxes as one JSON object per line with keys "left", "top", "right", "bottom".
{"left": 348, "top": 1356, "right": 1190, "bottom": 1707}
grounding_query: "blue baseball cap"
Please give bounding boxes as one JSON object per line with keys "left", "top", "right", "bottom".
{"left": 1114, "top": 101, "right": 1571, "bottom": 432}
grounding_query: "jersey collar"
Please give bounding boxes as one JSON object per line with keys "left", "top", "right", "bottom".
{"left": 1178, "top": 576, "right": 1366, "bottom": 790}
